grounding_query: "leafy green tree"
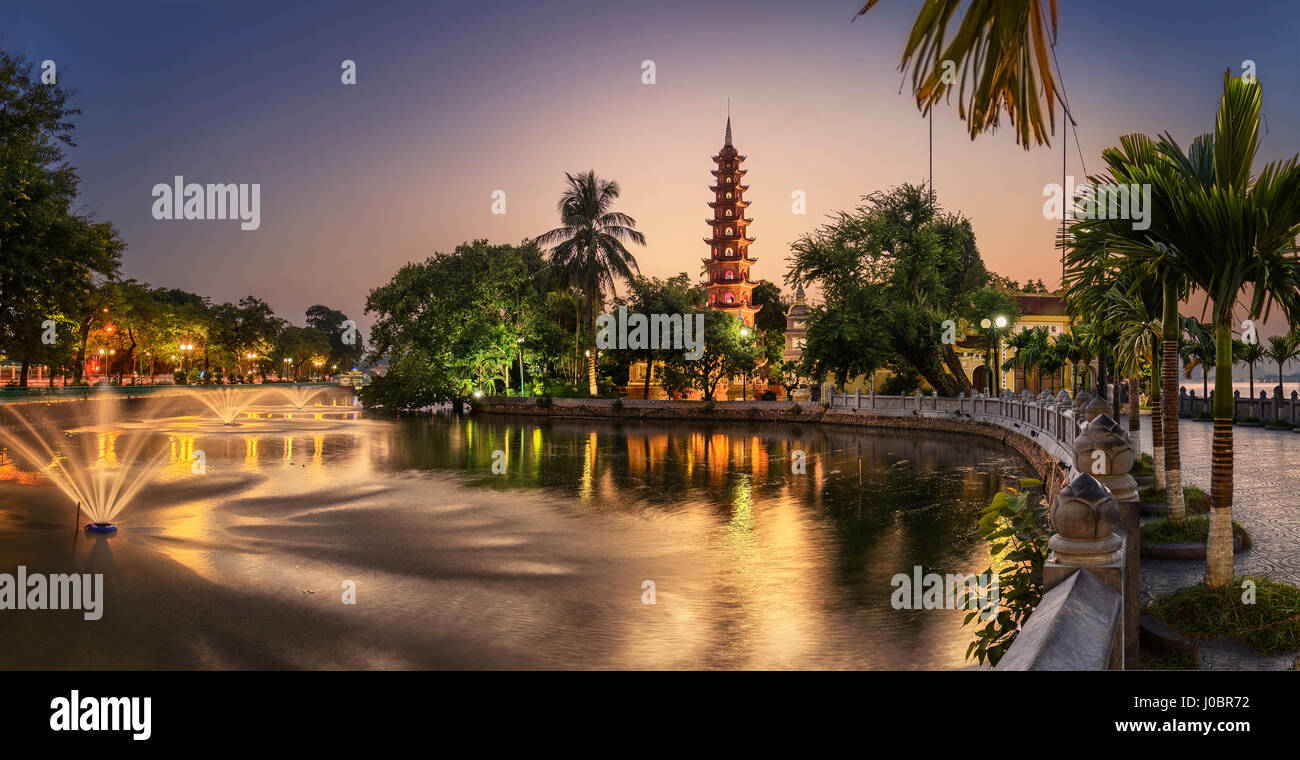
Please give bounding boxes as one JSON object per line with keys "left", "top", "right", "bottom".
{"left": 661, "top": 310, "right": 762, "bottom": 401}
{"left": 305, "top": 304, "right": 364, "bottom": 372}
{"left": 613, "top": 273, "right": 705, "bottom": 399}
{"left": 364, "top": 240, "right": 552, "bottom": 407}
{"left": 788, "top": 183, "right": 992, "bottom": 394}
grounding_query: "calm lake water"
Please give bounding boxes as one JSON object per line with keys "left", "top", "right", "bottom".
{"left": 0, "top": 408, "right": 1029, "bottom": 669}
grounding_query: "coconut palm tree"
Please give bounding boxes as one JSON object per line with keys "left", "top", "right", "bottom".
{"left": 1119, "top": 73, "right": 1300, "bottom": 588}
{"left": 536, "top": 171, "right": 646, "bottom": 396}
{"left": 854, "top": 0, "right": 1062, "bottom": 149}
{"left": 1235, "top": 339, "right": 1265, "bottom": 417}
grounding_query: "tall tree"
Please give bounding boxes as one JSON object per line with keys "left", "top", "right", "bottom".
{"left": 536, "top": 171, "right": 646, "bottom": 396}
{"left": 1119, "top": 73, "right": 1300, "bottom": 587}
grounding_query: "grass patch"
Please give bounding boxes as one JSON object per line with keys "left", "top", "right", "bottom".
{"left": 1139, "top": 484, "right": 1209, "bottom": 513}
{"left": 1147, "top": 576, "right": 1300, "bottom": 656}
{"left": 1141, "top": 651, "right": 1199, "bottom": 670}
{"left": 1132, "top": 452, "right": 1155, "bottom": 476}
{"left": 1142, "top": 515, "right": 1244, "bottom": 544}
{"left": 1195, "top": 412, "right": 1213, "bottom": 420}
{"left": 1266, "top": 419, "right": 1294, "bottom": 430}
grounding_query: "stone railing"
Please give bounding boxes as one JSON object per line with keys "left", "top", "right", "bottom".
{"left": 825, "top": 388, "right": 1091, "bottom": 470}
{"left": 1178, "top": 386, "right": 1300, "bottom": 422}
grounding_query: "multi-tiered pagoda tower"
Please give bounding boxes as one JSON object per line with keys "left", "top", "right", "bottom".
{"left": 702, "top": 118, "right": 761, "bottom": 326}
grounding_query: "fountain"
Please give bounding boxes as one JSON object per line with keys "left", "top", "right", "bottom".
{"left": 0, "top": 402, "right": 170, "bottom": 531}
{"left": 273, "top": 384, "right": 328, "bottom": 409}
{"left": 187, "top": 386, "right": 266, "bottom": 424}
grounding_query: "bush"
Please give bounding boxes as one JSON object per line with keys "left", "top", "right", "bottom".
{"left": 788, "top": 404, "right": 802, "bottom": 416}
{"left": 700, "top": 400, "right": 715, "bottom": 413}
{"left": 1265, "top": 419, "right": 1294, "bottom": 429}
{"left": 1237, "top": 415, "right": 1261, "bottom": 423}
{"left": 1141, "top": 515, "right": 1244, "bottom": 544}
{"left": 173, "top": 371, "right": 187, "bottom": 385}
{"left": 1148, "top": 576, "right": 1300, "bottom": 655}
{"left": 1139, "top": 484, "right": 1210, "bottom": 513}
{"left": 965, "top": 479, "right": 1050, "bottom": 666}
{"left": 1131, "top": 452, "right": 1155, "bottom": 476}
{"left": 536, "top": 395, "right": 553, "bottom": 408}
{"left": 611, "top": 398, "right": 624, "bottom": 411}
{"left": 761, "top": 390, "right": 776, "bottom": 401}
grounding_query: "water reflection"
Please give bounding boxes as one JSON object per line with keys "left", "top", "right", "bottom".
{"left": 0, "top": 411, "right": 1029, "bottom": 670}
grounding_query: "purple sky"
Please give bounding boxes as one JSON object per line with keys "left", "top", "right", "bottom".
{"left": 4, "top": 0, "right": 1298, "bottom": 331}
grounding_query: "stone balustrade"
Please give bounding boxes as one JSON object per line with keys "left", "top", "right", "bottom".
{"left": 1179, "top": 385, "right": 1300, "bottom": 423}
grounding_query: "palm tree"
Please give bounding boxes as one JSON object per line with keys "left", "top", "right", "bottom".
{"left": 1263, "top": 333, "right": 1300, "bottom": 419}
{"left": 1066, "top": 134, "right": 1192, "bottom": 521}
{"left": 1235, "top": 339, "right": 1265, "bottom": 417}
{"left": 854, "top": 0, "right": 1062, "bottom": 149}
{"left": 1120, "top": 73, "right": 1300, "bottom": 588}
{"left": 536, "top": 171, "right": 646, "bottom": 396}
{"left": 1181, "top": 318, "right": 1216, "bottom": 406}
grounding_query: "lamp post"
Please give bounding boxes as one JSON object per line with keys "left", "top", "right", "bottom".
{"left": 516, "top": 337, "right": 526, "bottom": 396}
{"left": 979, "top": 316, "right": 1008, "bottom": 395}
{"left": 739, "top": 326, "right": 751, "bottom": 401}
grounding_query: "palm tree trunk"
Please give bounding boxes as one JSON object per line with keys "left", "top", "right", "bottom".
{"left": 1206, "top": 318, "right": 1235, "bottom": 588}
{"left": 1150, "top": 335, "right": 1165, "bottom": 490}
{"left": 586, "top": 293, "right": 598, "bottom": 397}
{"left": 1162, "top": 281, "right": 1186, "bottom": 523}
{"left": 1128, "top": 375, "right": 1140, "bottom": 434}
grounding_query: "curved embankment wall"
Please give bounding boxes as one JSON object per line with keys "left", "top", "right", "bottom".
{"left": 472, "top": 396, "right": 1072, "bottom": 497}
{"left": 0, "top": 386, "right": 357, "bottom": 433}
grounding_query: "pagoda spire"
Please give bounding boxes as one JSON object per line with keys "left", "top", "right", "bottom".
{"left": 702, "top": 114, "right": 761, "bottom": 326}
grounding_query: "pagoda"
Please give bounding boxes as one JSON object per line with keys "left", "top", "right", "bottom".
{"left": 702, "top": 117, "right": 761, "bottom": 326}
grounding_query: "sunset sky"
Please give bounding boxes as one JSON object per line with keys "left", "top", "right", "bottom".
{"left": 4, "top": 0, "right": 1298, "bottom": 332}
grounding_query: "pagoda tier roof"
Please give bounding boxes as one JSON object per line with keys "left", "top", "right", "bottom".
{"left": 702, "top": 252, "right": 758, "bottom": 262}
{"left": 709, "top": 184, "right": 750, "bottom": 193}
{"left": 703, "top": 235, "right": 756, "bottom": 244}
{"left": 706, "top": 217, "right": 754, "bottom": 225}
{"left": 709, "top": 303, "right": 764, "bottom": 316}
{"left": 710, "top": 153, "right": 747, "bottom": 163}
{"left": 710, "top": 168, "right": 748, "bottom": 177}
{"left": 707, "top": 200, "right": 751, "bottom": 209}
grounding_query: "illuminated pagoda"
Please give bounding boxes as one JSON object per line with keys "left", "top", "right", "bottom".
{"left": 702, "top": 117, "right": 762, "bottom": 326}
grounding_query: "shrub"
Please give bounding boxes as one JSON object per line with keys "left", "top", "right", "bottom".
{"left": 1139, "top": 484, "right": 1210, "bottom": 513}
{"left": 536, "top": 395, "right": 553, "bottom": 408}
{"left": 173, "top": 371, "right": 187, "bottom": 385}
{"left": 1237, "top": 415, "right": 1261, "bottom": 423}
{"left": 965, "top": 479, "right": 1050, "bottom": 666}
{"left": 700, "top": 400, "right": 715, "bottom": 413}
{"left": 788, "top": 404, "right": 802, "bottom": 416}
{"left": 1148, "top": 576, "right": 1300, "bottom": 655}
{"left": 1141, "top": 515, "right": 1245, "bottom": 544}
{"left": 611, "top": 398, "right": 624, "bottom": 411}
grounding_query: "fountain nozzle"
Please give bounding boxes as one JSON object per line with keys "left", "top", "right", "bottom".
{"left": 85, "top": 522, "right": 118, "bottom": 534}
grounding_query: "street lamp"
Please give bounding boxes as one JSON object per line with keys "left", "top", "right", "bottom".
{"left": 739, "top": 327, "right": 753, "bottom": 401}
{"left": 516, "top": 337, "right": 526, "bottom": 396}
{"left": 979, "top": 316, "right": 1008, "bottom": 395}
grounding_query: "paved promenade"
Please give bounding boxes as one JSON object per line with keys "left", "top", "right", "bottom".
{"left": 1130, "top": 415, "right": 1300, "bottom": 669}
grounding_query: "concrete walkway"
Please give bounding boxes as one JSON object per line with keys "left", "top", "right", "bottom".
{"left": 1128, "top": 414, "right": 1300, "bottom": 669}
